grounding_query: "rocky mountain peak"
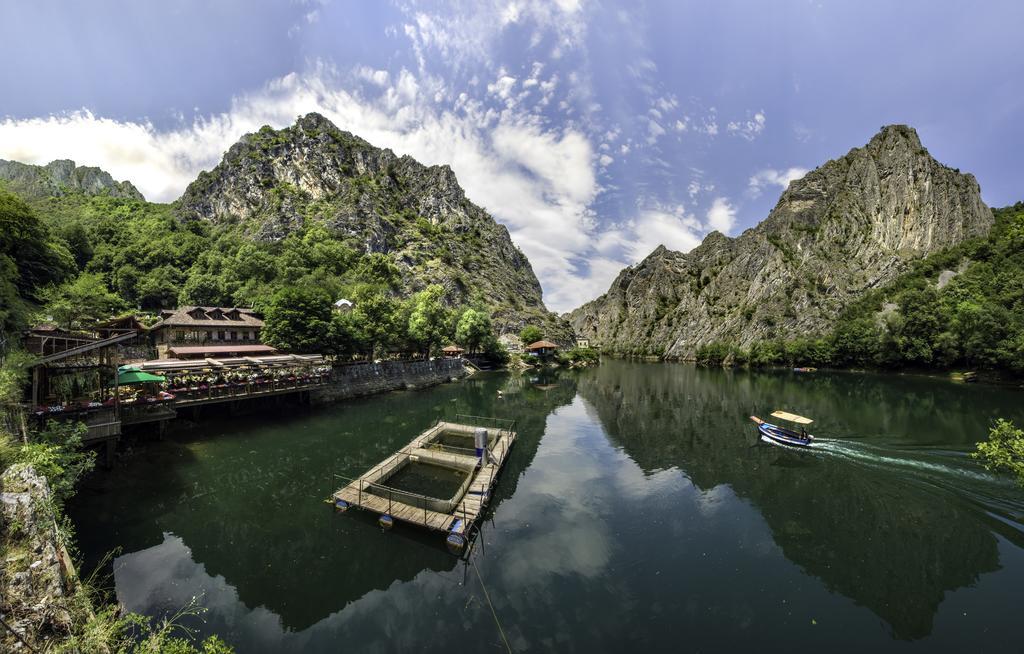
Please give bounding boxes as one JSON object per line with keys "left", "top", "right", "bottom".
{"left": 175, "top": 113, "right": 573, "bottom": 343}
{"left": 0, "top": 158, "right": 144, "bottom": 200}
{"left": 569, "top": 125, "right": 993, "bottom": 358}
{"left": 868, "top": 124, "right": 923, "bottom": 152}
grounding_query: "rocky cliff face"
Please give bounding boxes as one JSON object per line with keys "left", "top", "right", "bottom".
{"left": 177, "top": 113, "right": 571, "bottom": 342}
{"left": 568, "top": 125, "right": 993, "bottom": 358}
{"left": 0, "top": 158, "right": 143, "bottom": 200}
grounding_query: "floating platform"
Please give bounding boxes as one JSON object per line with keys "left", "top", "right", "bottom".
{"left": 331, "top": 415, "right": 516, "bottom": 553}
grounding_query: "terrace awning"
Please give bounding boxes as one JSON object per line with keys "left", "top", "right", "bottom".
{"left": 167, "top": 344, "right": 278, "bottom": 356}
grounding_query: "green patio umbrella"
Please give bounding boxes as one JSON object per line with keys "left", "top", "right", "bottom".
{"left": 111, "top": 369, "right": 167, "bottom": 386}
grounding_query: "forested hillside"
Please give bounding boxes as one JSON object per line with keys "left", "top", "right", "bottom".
{"left": 0, "top": 115, "right": 574, "bottom": 356}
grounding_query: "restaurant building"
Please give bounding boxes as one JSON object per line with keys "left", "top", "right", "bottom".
{"left": 151, "top": 306, "right": 274, "bottom": 359}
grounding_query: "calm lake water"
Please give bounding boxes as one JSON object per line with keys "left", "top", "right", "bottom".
{"left": 70, "top": 361, "right": 1024, "bottom": 653}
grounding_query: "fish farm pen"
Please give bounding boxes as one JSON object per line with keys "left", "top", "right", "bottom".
{"left": 331, "top": 415, "right": 517, "bottom": 554}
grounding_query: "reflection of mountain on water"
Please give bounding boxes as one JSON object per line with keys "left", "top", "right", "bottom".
{"left": 75, "top": 370, "right": 577, "bottom": 634}
{"left": 576, "top": 360, "right": 1006, "bottom": 640}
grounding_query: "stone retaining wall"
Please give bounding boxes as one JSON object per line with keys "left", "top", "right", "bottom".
{"left": 310, "top": 358, "right": 468, "bottom": 405}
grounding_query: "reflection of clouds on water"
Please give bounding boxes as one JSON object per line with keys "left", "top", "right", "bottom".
{"left": 116, "top": 533, "right": 482, "bottom": 653}
{"left": 115, "top": 534, "right": 295, "bottom": 651}
{"left": 494, "top": 401, "right": 615, "bottom": 583}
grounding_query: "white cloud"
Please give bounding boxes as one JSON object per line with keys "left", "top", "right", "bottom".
{"left": 705, "top": 197, "right": 736, "bottom": 235}
{"left": 726, "top": 110, "right": 766, "bottom": 141}
{"left": 687, "top": 179, "right": 713, "bottom": 198}
{"left": 487, "top": 73, "right": 517, "bottom": 100}
{"left": 356, "top": 66, "right": 389, "bottom": 87}
{"left": 599, "top": 154, "right": 613, "bottom": 166}
{"left": 748, "top": 167, "right": 809, "bottom": 197}
{"left": 645, "top": 119, "right": 666, "bottom": 144}
{"left": 596, "top": 203, "right": 703, "bottom": 266}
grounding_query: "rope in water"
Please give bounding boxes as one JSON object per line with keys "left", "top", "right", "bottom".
{"left": 471, "top": 557, "right": 512, "bottom": 654}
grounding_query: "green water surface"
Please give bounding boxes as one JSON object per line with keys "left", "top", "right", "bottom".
{"left": 69, "top": 361, "right": 1024, "bottom": 652}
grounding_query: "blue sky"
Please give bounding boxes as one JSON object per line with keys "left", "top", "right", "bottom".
{"left": 1, "top": 0, "right": 1022, "bottom": 312}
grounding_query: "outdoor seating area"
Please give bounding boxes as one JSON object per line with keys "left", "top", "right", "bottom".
{"left": 131, "top": 354, "right": 330, "bottom": 405}
{"left": 32, "top": 354, "right": 330, "bottom": 415}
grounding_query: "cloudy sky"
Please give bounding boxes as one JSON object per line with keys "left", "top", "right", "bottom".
{"left": 1, "top": 1, "right": 1022, "bottom": 312}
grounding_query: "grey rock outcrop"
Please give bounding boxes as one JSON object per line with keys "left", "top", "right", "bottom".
{"left": 0, "top": 158, "right": 144, "bottom": 200}
{"left": 568, "top": 125, "right": 993, "bottom": 358}
{"left": 1, "top": 465, "right": 76, "bottom": 651}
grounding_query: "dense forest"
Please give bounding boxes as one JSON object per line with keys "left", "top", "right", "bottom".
{"left": 696, "top": 202, "right": 1024, "bottom": 375}
{"left": 0, "top": 184, "right": 514, "bottom": 359}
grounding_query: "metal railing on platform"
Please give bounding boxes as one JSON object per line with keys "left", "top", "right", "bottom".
{"left": 170, "top": 373, "right": 330, "bottom": 404}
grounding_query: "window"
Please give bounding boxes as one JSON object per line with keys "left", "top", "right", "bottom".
{"left": 175, "top": 330, "right": 185, "bottom": 342}
{"left": 218, "top": 331, "right": 225, "bottom": 341}
{"left": 230, "top": 331, "right": 237, "bottom": 340}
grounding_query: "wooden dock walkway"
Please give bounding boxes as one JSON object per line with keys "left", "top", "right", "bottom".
{"left": 332, "top": 417, "right": 516, "bottom": 552}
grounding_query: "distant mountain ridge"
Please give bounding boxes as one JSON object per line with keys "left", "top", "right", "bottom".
{"left": 568, "top": 125, "right": 993, "bottom": 358}
{"left": 0, "top": 158, "right": 143, "bottom": 200}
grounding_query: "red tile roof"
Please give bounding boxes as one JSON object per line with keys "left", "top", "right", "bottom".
{"left": 525, "top": 340, "right": 559, "bottom": 350}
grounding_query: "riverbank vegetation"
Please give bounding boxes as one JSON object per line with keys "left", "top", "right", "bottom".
{"left": 696, "top": 202, "right": 1024, "bottom": 375}
{"left": 0, "top": 353, "right": 236, "bottom": 652}
{"left": 0, "top": 185, "right": 514, "bottom": 362}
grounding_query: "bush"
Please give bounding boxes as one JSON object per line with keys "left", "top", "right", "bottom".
{"left": 973, "top": 419, "right": 1024, "bottom": 487}
{"left": 559, "top": 347, "right": 600, "bottom": 366}
{"left": 16, "top": 421, "right": 95, "bottom": 504}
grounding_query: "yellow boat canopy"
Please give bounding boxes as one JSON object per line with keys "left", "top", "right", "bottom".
{"left": 771, "top": 410, "right": 814, "bottom": 425}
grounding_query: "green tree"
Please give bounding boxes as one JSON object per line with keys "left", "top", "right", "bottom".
{"left": 263, "top": 287, "right": 332, "bottom": 353}
{"left": 407, "top": 285, "right": 453, "bottom": 357}
{"left": 328, "top": 310, "right": 364, "bottom": 357}
{"left": 351, "top": 290, "right": 401, "bottom": 358}
{"left": 136, "top": 266, "right": 183, "bottom": 309}
{"left": 455, "top": 308, "right": 493, "bottom": 353}
{"left": 519, "top": 325, "right": 543, "bottom": 345}
{"left": 354, "top": 253, "right": 401, "bottom": 289}
{"left": 180, "top": 272, "right": 228, "bottom": 306}
{"left": 0, "top": 189, "right": 75, "bottom": 296}
{"left": 41, "top": 273, "right": 126, "bottom": 329}
{"left": 973, "top": 419, "right": 1024, "bottom": 487}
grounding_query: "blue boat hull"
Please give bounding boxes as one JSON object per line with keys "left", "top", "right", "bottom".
{"left": 757, "top": 422, "right": 813, "bottom": 448}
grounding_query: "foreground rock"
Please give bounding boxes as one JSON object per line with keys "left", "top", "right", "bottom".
{"left": 0, "top": 465, "right": 76, "bottom": 651}
{"left": 568, "top": 125, "right": 993, "bottom": 358}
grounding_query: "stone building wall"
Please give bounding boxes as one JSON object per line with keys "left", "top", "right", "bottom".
{"left": 310, "top": 358, "right": 468, "bottom": 405}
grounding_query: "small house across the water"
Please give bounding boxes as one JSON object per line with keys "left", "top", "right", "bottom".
{"left": 441, "top": 345, "right": 465, "bottom": 358}
{"left": 525, "top": 340, "right": 559, "bottom": 357}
